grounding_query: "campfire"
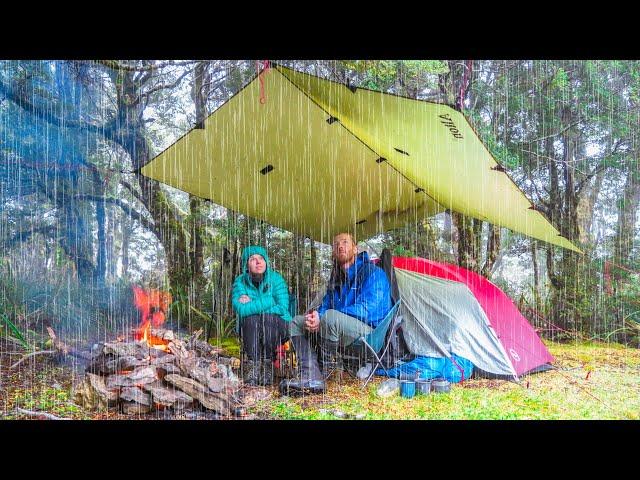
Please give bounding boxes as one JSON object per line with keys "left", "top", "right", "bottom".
{"left": 71, "top": 286, "right": 269, "bottom": 417}
{"left": 132, "top": 286, "right": 172, "bottom": 352}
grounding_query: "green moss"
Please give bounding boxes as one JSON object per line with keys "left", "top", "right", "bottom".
{"left": 209, "top": 336, "right": 241, "bottom": 358}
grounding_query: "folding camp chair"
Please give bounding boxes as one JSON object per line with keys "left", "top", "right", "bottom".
{"left": 343, "top": 301, "right": 402, "bottom": 387}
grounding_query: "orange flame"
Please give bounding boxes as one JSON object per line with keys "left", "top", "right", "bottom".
{"left": 133, "top": 286, "right": 172, "bottom": 351}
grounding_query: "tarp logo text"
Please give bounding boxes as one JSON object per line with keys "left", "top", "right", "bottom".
{"left": 438, "top": 114, "right": 464, "bottom": 139}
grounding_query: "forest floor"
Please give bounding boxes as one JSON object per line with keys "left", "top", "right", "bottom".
{"left": 1, "top": 339, "right": 638, "bottom": 420}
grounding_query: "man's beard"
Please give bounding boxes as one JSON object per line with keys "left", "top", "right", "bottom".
{"left": 335, "top": 251, "right": 355, "bottom": 265}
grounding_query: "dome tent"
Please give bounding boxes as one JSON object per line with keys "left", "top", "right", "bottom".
{"left": 375, "top": 255, "right": 554, "bottom": 381}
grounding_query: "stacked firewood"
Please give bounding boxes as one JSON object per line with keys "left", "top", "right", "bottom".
{"left": 72, "top": 329, "right": 266, "bottom": 416}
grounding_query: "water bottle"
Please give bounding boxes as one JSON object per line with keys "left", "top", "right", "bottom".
{"left": 356, "top": 362, "right": 374, "bottom": 380}
{"left": 376, "top": 378, "right": 400, "bottom": 397}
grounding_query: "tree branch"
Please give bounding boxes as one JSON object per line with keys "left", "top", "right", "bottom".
{"left": 574, "top": 139, "right": 624, "bottom": 192}
{"left": 10, "top": 350, "right": 56, "bottom": 370}
{"left": 120, "top": 179, "right": 146, "bottom": 205}
{"left": 201, "top": 74, "right": 229, "bottom": 92}
{"left": 523, "top": 122, "right": 580, "bottom": 145}
{"left": 5, "top": 225, "right": 58, "bottom": 248}
{"left": 95, "top": 60, "right": 197, "bottom": 72}
{"left": 529, "top": 204, "right": 551, "bottom": 218}
{"left": 14, "top": 408, "right": 70, "bottom": 420}
{"left": 134, "top": 68, "right": 194, "bottom": 106}
{"left": 0, "top": 79, "right": 116, "bottom": 140}
{"left": 74, "top": 195, "right": 157, "bottom": 234}
{"left": 576, "top": 163, "right": 610, "bottom": 194}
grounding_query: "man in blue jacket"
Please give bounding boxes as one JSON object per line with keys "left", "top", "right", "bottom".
{"left": 280, "top": 232, "right": 392, "bottom": 395}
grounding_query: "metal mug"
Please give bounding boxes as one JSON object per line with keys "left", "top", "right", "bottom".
{"left": 431, "top": 378, "right": 451, "bottom": 393}
{"left": 415, "top": 378, "right": 432, "bottom": 395}
{"left": 400, "top": 380, "right": 416, "bottom": 399}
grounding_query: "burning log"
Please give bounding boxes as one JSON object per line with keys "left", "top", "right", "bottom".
{"left": 143, "top": 382, "right": 194, "bottom": 409}
{"left": 217, "top": 364, "right": 239, "bottom": 383}
{"left": 169, "top": 340, "right": 204, "bottom": 377}
{"left": 87, "top": 354, "right": 156, "bottom": 375}
{"left": 150, "top": 353, "right": 176, "bottom": 366}
{"left": 79, "top": 344, "right": 243, "bottom": 416}
{"left": 121, "top": 402, "right": 152, "bottom": 415}
{"left": 206, "top": 376, "right": 240, "bottom": 394}
{"left": 167, "top": 338, "right": 190, "bottom": 358}
{"left": 72, "top": 373, "right": 119, "bottom": 410}
{"left": 164, "top": 374, "right": 233, "bottom": 415}
{"left": 120, "top": 386, "right": 152, "bottom": 406}
{"left": 190, "top": 338, "right": 224, "bottom": 358}
{"left": 121, "top": 356, "right": 154, "bottom": 370}
{"left": 156, "top": 363, "right": 181, "bottom": 379}
{"left": 149, "top": 328, "right": 175, "bottom": 341}
{"left": 46, "top": 327, "right": 91, "bottom": 360}
{"left": 168, "top": 345, "right": 242, "bottom": 393}
{"left": 103, "top": 342, "right": 154, "bottom": 358}
{"left": 86, "top": 353, "right": 117, "bottom": 375}
{"left": 75, "top": 288, "right": 243, "bottom": 417}
{"left": 106, "top": 366, "right": 157, "bottom": 388}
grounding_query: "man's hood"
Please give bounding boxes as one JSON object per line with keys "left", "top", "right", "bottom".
{"left": 349, "top": 251, "right": 370, "bottom": 275}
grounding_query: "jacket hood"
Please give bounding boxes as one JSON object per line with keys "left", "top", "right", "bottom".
{"left": 328, "top": 251, "right": 371, "bottom": 291}
{"left": 241, "top": 245, "right": 270, "bottom": 273}
{"left": 356, "top": 251, "right": 370, "bottom": 264}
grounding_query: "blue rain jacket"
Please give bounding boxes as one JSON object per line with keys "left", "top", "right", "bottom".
{"left": 318, "top": 251, "right": 391, "bottom": 327}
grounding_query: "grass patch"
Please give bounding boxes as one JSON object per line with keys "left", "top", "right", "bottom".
{"left": 1, "top": 363, "right": 93, "bottom": 420}
{"left": 252, "top": 340, "right": 640, "bottom": 420}
{"left": 1, "top": 339, "right": 637, "bottom": 420}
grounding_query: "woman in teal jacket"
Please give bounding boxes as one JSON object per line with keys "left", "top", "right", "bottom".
{"left": 232, "top": 245, "right": 292, "bottom": 386}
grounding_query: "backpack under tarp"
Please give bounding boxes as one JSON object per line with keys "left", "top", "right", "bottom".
{"left": 375, "top": 354, "right": 474, "bottom": 383}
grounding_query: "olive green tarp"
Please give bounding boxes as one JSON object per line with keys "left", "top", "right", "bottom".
{"left": 141, "top": 64, "right": 580, "bottom": 252}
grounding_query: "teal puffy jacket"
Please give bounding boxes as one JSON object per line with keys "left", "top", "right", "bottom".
{"left": 231, "top": 246, "right": 292, "bottom": 324}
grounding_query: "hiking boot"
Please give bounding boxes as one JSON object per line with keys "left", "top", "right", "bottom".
{"left": 279, "top": 336, "right": 325, "bottom": 396}
{"left": 243, "top": 359, "right": 260, "bottom": 386}
{"left": 319, "top": 339, "right": 340, "bottom": 379}
{"left": 260, "top": 361, "right": 275, "bottom": 386}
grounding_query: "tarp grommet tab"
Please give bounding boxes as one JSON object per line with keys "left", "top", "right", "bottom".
{"left": 260, "top": 164, "right": 274, "bottom": 175}
{"left": 326, "top": 116, "right": 339, "bottom": 125}
{"left": 415, "top": 188, "right": 425, "bottom": 193}
{"left": 376, "top": 157, "right": 387, "bottom": 164}
{"left": 491, "top": 165, "right": 506, "bottom": 172}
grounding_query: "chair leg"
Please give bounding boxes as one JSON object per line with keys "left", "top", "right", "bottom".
{"left": 323, "top": 366, "right": 338, "bottom": 381}
{"left": 361, "top": 340, "right": 391, "bottom": 388}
